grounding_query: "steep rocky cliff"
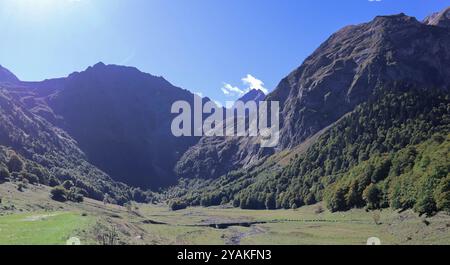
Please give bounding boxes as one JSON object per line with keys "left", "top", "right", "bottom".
{"left": 176, "top": 9, "right": 450, "bottom": 180}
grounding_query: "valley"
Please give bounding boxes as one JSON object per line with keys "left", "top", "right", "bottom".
{"left": 1, "top": 182, "right": 449, "bottom": 245}
{"left": 1, "top": 5, "right": 450, "bottom": 246}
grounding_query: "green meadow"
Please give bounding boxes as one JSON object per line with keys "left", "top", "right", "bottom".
{"left": 0, "top": 211, "right": 93, "bottom": 245}
{"left": 0, "top": 182, "right": 449, "bottom": 245}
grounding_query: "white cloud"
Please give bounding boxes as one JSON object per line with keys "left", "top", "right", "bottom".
{"left": 224, "top": 83, "right": 244, "bottom": 94}
{"left": 221, "top": 83, "right": 244, "bottom": 96}
{"left": 220, "top": 74, "right": 268, "bottom": 97}
{"left": 242, "top": 74, "right": 269, "bottom": 94}
{"left": 221, "top": 87, "right": 230, "bottom": 95}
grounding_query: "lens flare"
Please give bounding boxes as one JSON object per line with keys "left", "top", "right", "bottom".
{"left": 4, "top": 0, "right": 80, "bottom": 21}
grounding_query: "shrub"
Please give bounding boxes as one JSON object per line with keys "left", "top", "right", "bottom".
{"left": 7, "top": 154, "right": 23, "bottom": 173}
{"left": 50, "top": 186, "right": 68, "bottom": 202}
{"left": 220, "top": 196, "right": 229, "bottom": 205}
{"left": 306, "top": 193, "right": 317, "bottom": 205}
{"left": 265, "top": 193, "right": 276, "bottom": 210}
{"left": 0, "top": 167, "right": 10, "bottom": 182}
{"left": 67, "top": 187, "right": 84, "bottom": 203}
{"left": 363, "top": 184, "right": 381, "bottom": 210}
{"left": 62, "top": 180, "right": 74, "bottom": 190}
{"left": 432, "top": 134, "right": 445, "bottom": 144}
{"left": 435, "top": 177, "right": 450, "bottom": 213}
{"left": 21, "top": 172, "right": 39, "bottom": 185}
{"left": 48, "top": 177, "right": 60, "bottom": 187}
{"left": 414, "top": 193, "right": 437, "bottom": 216}
{"left": 25, "top": 164, "right": 47, "bottom": 184}
{"left": 132, "top": 188, "right": 147, "bottom": 203}
{"left": 326, "top": 187, "right": 348, "bottom": 212}
{"left": 169, "top": 200, "right": 187, "bottom": 211}
{"left": 103, "top": 194, "right": 111, "bottom": 205}
{"left": 291, "top": 203, "right": 298, "bottom": 210}
{"left": 17, "top": 181, "right": 27, "bottom": 192}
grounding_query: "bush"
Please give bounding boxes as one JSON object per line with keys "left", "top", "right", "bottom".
{"left": 435, "top": 177, "right": 450, "bottom": 213}
{"left": 414, "top": 193, "right": 437, "bottom": 216}
{"left": 48, "top": 177, "right": 60, "bottom": 187}
{"left": 67, "top": 187, "right": 84, "bottom": 203}
{"left": 62, "top": 180, "right": 75, "bottom": 190}
{"left": 25, "top": 164, "right": 47, "bottom": 184}
{"left": 326, "top": 187, "right": 348, "bottom": 212}
{"left": 21, "top": 172, "right": 39, "bottom": 185}
{"left": 0, "top": 167, "right": 10, "bottom": 182}
{"left": 17, "top": 181, "right": 28, "bottom": 192}
{"left": 169, "top": 200, "right": 187, "bottom": 211}
{"left": 50, "top": 186, "right": 68, "bottom": 202}
{"left": 363, "top": 184, "right": 381, "bottom": 210}
{"left": 265, "top": 193, "right": 276, "bottom": 210}
{"left": 7, "top": 154, "right": 23, "bottom": 173}
{"left": 103, "top": 194, "right": 111, "bottom": 205}
{"left": 220, "top": 196, "right": 229, "bottom": 205}
{"left": 432, "top": 134, "right": 445, "bottom": 144}
{"left": 132, "top": 188, "right": 147, "bottom": 203}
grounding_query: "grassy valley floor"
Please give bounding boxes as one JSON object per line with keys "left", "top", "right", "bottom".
{"left": 0, "top": 182, "right": 449, "bottom": 245}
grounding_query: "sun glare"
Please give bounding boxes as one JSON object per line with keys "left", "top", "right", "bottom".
{"left": 7, "top": 0, "right": 79, "bottom": 20}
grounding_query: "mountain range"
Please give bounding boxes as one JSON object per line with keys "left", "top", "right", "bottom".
{"left": 0, "top": 7, "right": 449, "bottom": 214}
{"left": 173, "top": 7, "right": 450, "bottom": 214}
{"left": 2, "top": 63, "right": 208, "bottom": 190}
{"left": 176, "top": 7, "right": 450, "bottom": 180}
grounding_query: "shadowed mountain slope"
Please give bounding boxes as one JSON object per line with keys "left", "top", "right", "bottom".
{"left": 3, "top": 63, "right": 203, "bottom": 189}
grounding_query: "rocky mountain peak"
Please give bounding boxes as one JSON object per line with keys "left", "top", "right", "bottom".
{"left": 0, "top": 65, "right": 19, "bottom": 84}
{"left": 423, "top": 6, "right": 450, "bottom": 28}
{"left": 176, "top": 8, "right": 450, "bottom": 180}
{"left": 371, "top": 12, "right": 421, "bottom": 29}
{"left": 236, "top": 89, "right": 266, "bottom": 104}
{"left": 66, "top": 62, "right": 174, "bottom": 93}
{"left": 83, "top": 62, "right": 140, "bottom": 76}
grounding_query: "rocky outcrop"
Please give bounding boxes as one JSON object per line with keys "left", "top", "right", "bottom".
{"left": 0, "top": 65, "right": 19, "bottom": 84}
{"left": 424, "top": 6, "right": 450, "bottom": 28}
{"left": 273, "top": 12, "right": 450, "bottom": 149}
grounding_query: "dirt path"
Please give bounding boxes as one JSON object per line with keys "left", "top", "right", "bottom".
{"left": 22, "top": 213, "right": 61, "bottom": 221}
{"left": 225, "top": 225, "right": 267, "bottom": 245}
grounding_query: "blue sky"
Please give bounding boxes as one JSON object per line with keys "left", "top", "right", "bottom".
{"left": 0, "top": 0, "right": 448, "bottom": 105}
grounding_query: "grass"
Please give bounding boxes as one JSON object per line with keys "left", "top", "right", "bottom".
{"left": 0, "top": 211, "right": 93, "bottom": 245}
{"left": 240, "top": 222, "right": 393, "bottom": 245}
{"left": 137, "top": 205, "right": 399, "bottom": 245}
{"left": 1, "top": 182, "right": 449, "bottom": 245}
{"left": 141, "top": 224, "right": 227, "bottom": 245}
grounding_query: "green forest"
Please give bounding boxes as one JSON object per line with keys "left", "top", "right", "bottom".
{"left": 177, "top": 86, "right": 450, "bottom": 216}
